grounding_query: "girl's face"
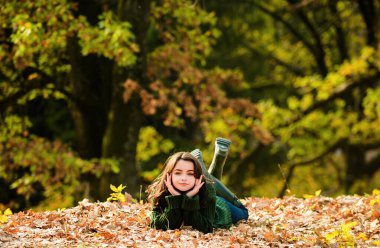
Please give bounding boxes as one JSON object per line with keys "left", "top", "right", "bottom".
{"left": 171, "top": 159, "right": 196, "bottom": 192}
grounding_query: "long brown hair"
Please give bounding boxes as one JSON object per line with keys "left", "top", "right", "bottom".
{"left": 146, "top": 152, "right": 206, "bottom": 206}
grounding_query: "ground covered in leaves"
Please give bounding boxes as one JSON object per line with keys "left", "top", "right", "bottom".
{"left": 1, "top": 193, "right": 380, "bottom": 247}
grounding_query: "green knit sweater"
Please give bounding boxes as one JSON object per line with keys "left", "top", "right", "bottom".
{"left": 150, "top": 183, "right": 232, "bottom": 233}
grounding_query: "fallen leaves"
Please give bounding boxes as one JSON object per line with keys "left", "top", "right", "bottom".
{"left": 372, "top": 205, "right": 380, "bottom": 219}
{"left": 1, "top": 194, "right": 380, "bottom": 247}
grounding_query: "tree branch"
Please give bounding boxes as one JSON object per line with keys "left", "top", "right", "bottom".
{"left": 242, "top": 41, "right": 305, "bottom": 76}
{"left": 366, "top": 154, "right": 380, "bottom": 177}
{"left": 357, "top": 0, "right": 378, "bottom": 48}
{"left": 250, "top": 1, "right": 329, "bottom": 77}
{"left": 251, "top": 2, "right": 315, "bottom": 53}
{"left": 278, "top": 138, "right": 345, "bottom": 197}
{"left": 287, "top": 0, "right": 328, "bottom": 76}
{"left": 277, "top": 70, "right": 380, "bottom": 128}
{"left": 0, "top": 66, "right": 81, "bottom": 114}
{"left": 328, "top": 0, "right": 349, "bottom": 62}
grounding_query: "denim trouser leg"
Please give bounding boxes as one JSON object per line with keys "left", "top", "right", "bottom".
{"left": 218, "top": 196, "right": 249, "bottom": 224}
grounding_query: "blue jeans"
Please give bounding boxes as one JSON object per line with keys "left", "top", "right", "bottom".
{"left": 218, "top": 196, "right": 249, "bottom": 224}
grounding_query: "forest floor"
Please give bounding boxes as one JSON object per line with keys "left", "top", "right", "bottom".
{"left": 1, "top": 193, "right": 380, "bottom": 247}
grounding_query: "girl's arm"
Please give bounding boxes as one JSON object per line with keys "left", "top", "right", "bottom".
{"left": 181, "top": 189, "right": 216, "bottom": 233}
{"left": 150, "top": 195, "right": 184, "bottom": 230}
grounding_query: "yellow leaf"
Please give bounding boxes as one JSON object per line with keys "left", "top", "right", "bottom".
{"left": 303, "top": 190, "right": 322, "bottom": 199}
{"left": 315, "top": 189, "right": 322, "bottom": 196}
{"left": 117, "top": 184, "right": 126, "bottom": 192}
{"left": 341, "top": 221, "right": 357, "bottom": 232}
{"left": 358, "top": 232, "right": 367, "bottom": 241}
{"left": 4, "top": 208, "right": 12, "bottom": 216}
{"left": 110, "top": 184, "right": 118, "bottom": 192}
{"left": 0, "top": 215, "right": 8, "bottom": 224}
{"left": 373, "top": 189, "right": 380, "bottom": 195}
{"left": 325, "top": 230, "right": 339, "bottom": 242}
{"left": 174, "top": 230, "right": 181, "bottom": 237}
{"left": 372, "top": 240, "right": 380, "bottom": 246}
{"left": 303, "top": 194, "right": 314, "bottom": 199}
{"left": 370, "top": 196, "right": 380, "bottom": 206}
{"left": 287, "top": 97, "right": 299, "bottom": 110}
{"left": 27, "top": 73, "right": 39, "bottom": 81}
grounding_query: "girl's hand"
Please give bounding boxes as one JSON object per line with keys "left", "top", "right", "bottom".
{"left": 186, "top": 175, "right": 205, "bottom": 198}
{"left": 164, "top": 174, "right": 181, "bottom": 196}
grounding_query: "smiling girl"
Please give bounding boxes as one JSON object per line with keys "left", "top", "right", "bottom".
{"left": 147, "top": 146, "right": 248, "bottom": 233}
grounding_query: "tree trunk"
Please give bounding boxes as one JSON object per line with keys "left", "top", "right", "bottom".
{"left": 66, "top": 37, "right": 111, "bottom": 159}
{"left": 357, "top": 0, "right": 378, "bottom": 49}
{"left": 63, "top": 0, "right": 116, "bottom": 203}
{"left": 66, "top": 1, "right": 112, "bottom": 159}
{"left": 100, "top": 0, "right": 151, "bottom": 198}
{"left": 344, "top": 145, "right": 365, "bottom": 193}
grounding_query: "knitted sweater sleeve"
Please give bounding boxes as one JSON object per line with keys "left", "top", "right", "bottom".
{"left": 181, "top": 186, "right": 216, "bottom": 233}
{"left": 150, "top": 195, "right": 183, "bottom": 230}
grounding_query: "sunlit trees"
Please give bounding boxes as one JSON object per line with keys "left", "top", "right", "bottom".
{"left": 0, "top": 0, "right": 268, "bottom": 209}
{"left": 227, "top": 0, "right": 380, "bottom": 195}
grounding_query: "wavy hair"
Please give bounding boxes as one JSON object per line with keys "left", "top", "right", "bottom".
{"left": 146, "top": 151, "right": 209, "bottom": 206}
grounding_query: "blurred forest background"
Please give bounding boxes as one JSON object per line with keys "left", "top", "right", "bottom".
{"left": 1, "top": 0, "right": 380, "bottom": 211}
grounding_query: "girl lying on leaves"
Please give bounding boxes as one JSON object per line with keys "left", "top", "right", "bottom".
{"left": 146, "top": 138, "right": 248, "bottom": 233}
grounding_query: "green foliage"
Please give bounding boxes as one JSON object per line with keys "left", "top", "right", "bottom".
{"left": 151, "top": 0, "right": 220, "bottom": 65}
{"left": 3, "top": 0, "right": 379, "bottom": 201}
{"left": 0, "top": 0, "right": 138, "bottom": 112}
{"left": 1, "top": 0, "right": 77, "bottom": 69}
{"left": 206, "top": 0, "right": 380, "bottom": 196}
{"left": 137, "top": 126, "right": 174, "bottom": 182}
{"left": 78, "top": 11, "right": 138, "bottom": 66}
{"left": 259, "top": 47, "right": 380, "bottom": 161}
{"left": 0, "top": 115, "right": 120, "bottom": 210}
{"left": 137, "top": 126, "right": 174, "bottom": 163}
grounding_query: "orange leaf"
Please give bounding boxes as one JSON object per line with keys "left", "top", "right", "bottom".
{"left": 27, "top": 73, "right": 39, "bottom": 80}
{"left": 264, "top": 231, "right": 277, "bottom": 242}
{"left": 174, "top": 230, "right": 181, "bottom": 237}
{"left": 99, "top": 231, "right": 115, "bottom": 239}
{"left": 372, "top": 206, "right": 380, "bottom": 219}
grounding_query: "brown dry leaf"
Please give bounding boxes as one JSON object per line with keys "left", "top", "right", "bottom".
{"left": 372, "top": 206, "right": 380, "bottom": 219}
{"left": 229, "top": 236, "right": 237, "bottom": 244}
{"left": 1, "top": 195, "right": 380, "bottom": 247}
{"left": 263, "top": 230, "right": 277, "bottom": 242}
{"left": 124, "top": 191, "right": 134, "bottom": 203}
{"left": 191, "top": 238, "right": 198, "bottom": 247}
{"left": 99, "top": 231, "right": 115, "bottom": 240}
